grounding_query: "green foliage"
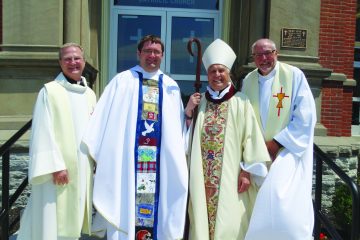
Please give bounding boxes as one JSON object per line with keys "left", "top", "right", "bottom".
{"left": 331, "top": 183, "right": 352, "bottom": 229}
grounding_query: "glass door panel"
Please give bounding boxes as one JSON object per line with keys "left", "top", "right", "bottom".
{"left": 116, "top": 14, "right": 162, "bottom": 73}
{"left": 166, "top": 12, "right": 218, "bottom": 81}
{"left": 109, "top": 6, "right": 220, "bottom": 90}
{"left": 109, "top": 9, "right": 166, "bottom": 78}
{"left": 170, "top": 17, "right": 214, "bottom": 76}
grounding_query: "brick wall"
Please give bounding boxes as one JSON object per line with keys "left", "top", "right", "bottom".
{"left": 319, "top": 0, "right": 357, "bottom": 136}
{"left": 322, "top": 81, "right": 353, "bottom": 136}
{"left": 0, "top": 0, "right": 2, "bottom": 46}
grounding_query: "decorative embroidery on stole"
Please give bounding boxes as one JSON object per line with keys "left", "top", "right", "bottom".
{"left": 134, "top": 71, "right": 163, "bottom": 240}
{"left": 242, "top": 62, "right": 293, "bottom": 141}
{"left": 265, "top": 63, "right": 292, "bottom": 140}
{"left": 201, "top": 100, "right": 229, "bottom": 240}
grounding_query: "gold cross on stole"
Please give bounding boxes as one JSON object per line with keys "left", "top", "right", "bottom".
{"left": 273, "top": 87, "right": 289, "bottom": 116}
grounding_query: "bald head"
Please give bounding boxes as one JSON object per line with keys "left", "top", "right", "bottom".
{"left": 251, "top": 38, "right": 278, "bottom": 76}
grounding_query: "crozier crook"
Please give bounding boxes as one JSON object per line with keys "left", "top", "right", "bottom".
{"left": 187, "top": 38, "right": 202, "bottom": 127}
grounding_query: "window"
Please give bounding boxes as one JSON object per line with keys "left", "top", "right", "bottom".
{"left": 109, "top": 3, "right": 222, "bottom": 92}
{"left": 114, "top": 0, "right": 219, "bottom": 10}
{"left": 353, "top": 0, "right": 359, "bottom": 98}
{"left": 351, "top": 0, "right": 360, "bottom": 132}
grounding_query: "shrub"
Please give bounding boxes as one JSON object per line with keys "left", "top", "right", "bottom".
{"left": 331, "top": 182, "right": 352, "bottom": 236}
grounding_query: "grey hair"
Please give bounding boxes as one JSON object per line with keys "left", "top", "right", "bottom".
{"left": 251, "top": 39, "right": 277, "bottom": 53}
{"left": 59, "top": 43, "right": 84, "bottom": 59}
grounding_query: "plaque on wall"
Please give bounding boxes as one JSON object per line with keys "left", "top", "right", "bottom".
{"left": 281, "top": 28, "right": 307, "bottom": 49}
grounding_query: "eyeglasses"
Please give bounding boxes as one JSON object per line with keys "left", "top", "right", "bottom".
{"left": 61, "top": 56, "right": 84, "bottom": 63}
{"left": 142, "top": 49, "right": 162, "bottom": 56}
{"left": 252, "top": 50, "right": 276, "bottom": 58}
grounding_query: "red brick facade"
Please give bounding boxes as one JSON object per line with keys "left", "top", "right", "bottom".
{"left": 319, "top": 0, "right": 357, "bottom": 136}
{"left": 0, "top": 0, "right": 2, "bottom": 46}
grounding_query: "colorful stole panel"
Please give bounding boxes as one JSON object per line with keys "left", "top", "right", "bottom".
{"left": 134, "top": 72, "right": 163, "bottom": 240}
{"left": 200, "top": 100, "right": 229, "bottom": 240}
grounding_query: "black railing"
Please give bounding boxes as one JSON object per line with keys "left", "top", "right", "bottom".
{"left": 0, "top": 119, "right": 31, "bottom": 240}
{"left": 1, "top": 120, "right": 359, "bottom": 240}
{"left": 313, "top": 144, "right": 360, "bottom": 240}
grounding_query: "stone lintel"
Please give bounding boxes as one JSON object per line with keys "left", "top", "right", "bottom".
{"left": 315, "top": 123, "right": 328, "bottom": 136}
{"left": 0, "top": 44, "right": 59, "bottom": 53}
{"left": 0, "top": 51, "right": 97, "bottom": 83}
{"left": 0, "top": 45, "right": 95, "bottom": 67}
{"left": 325, "top": 72, "right": 347, "bottom": 82}
{"left": 343, "top": 78, "right": 357, "bottom": 87}
{"left": 0, "top": 52, "right": 60, "bottom": 70}
{"left": 324, "top": 73, "right": 357, "bottom": 87}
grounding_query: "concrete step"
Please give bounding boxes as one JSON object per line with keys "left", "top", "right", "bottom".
{"left": 0, "top": 116, "right": 31, "bottom": 130}
{"left": 0, "top": 116, "right": 31, "bottom": 147}
{"left": 0, "top": 129, "right": 30, "bottom": 148}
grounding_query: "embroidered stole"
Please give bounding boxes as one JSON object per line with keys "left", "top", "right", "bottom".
{"left": 134, "top": 71, "right": 163, "bottom": 240}
{"left": 201, "top": 100, "right": 229, "bottom": 240}
{"left": 242, "top": 62, "right": 293, "bottom": 141}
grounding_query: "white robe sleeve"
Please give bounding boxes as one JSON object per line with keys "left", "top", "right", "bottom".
{"left": 240, "top": 98, "right": 270, "bottom": 186}
{"left": 28, "top": 88, "right": 66, "bottom": 185}
{"left": 82, "top": 76, "right": 120, "bottom": 162}
{"left": 273, "top": 69, "right": 317, "bottom": 158}
{"left": 184, "top": 119, "right": 195, "bottom": 157}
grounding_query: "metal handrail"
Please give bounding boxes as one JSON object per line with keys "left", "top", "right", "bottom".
{"left": 0, "top": 120, "right": 32, "bottom": 156}
{"left": 0, "top": 177, "right": 28, "bottom": 221}
{"left": 313, "top": 144, "right": 360, "bottom": 240}
{"left": 1, "top": 121, "right": 359, "bottom": 240}
{"left": 0, "top": 119, "right": 31, "bottom": 240}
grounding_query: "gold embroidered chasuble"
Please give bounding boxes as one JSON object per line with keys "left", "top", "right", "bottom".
{"left": 242, "top": 62, "right": 293, "bottom": 141}
{"left": 201, "top": 100, "right": 228, "bottom": 239}
{"left": 189, "top": 91, "right": 271, "bottom": 240}
{"left": 45, "top": 80, "right": 95, "bottom": 237}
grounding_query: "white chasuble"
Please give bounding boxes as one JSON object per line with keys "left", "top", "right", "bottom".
{"left": 18, "top": 73, "right": 96, "bottom": 240}
{"left": 188, "top": 90, "right": 270, "bottom": 240}
{"left": 242, "top": 62, "right": 317, "bottom": 240}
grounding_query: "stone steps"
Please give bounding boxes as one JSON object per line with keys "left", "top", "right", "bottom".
{"left": 0, "top": 116, "right": 31, "bottom": 130}
{"left": 0, "top": 115, "right": 31, "bottom": 147}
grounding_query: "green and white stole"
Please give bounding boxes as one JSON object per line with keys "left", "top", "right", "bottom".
{"left": 45, "top": 81, "right": 94, "bottom": 237}
{"left": 242, "top": 62, "right": 293, "bottom": 141}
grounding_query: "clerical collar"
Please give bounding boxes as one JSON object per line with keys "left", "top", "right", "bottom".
{"left": 206, "top": 83, "right": 231, "bottom": 99}
{"left": 133, "top": 65, "right": 161, "bottom": 80}
{"left": 64, "top": 75, "right": 85, "bottom": 86}
{"left": 205, "top": 84, "right": 236, "bottom": 103}
{"left": 257, "top": 62, "right": 279, "bottom": 82}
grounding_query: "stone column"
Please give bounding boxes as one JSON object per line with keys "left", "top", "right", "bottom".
{"left": 0, "top": 0, "right": 99, "bottom": 143}
{"left": 0, "top": 0, "right": 63, "bottom": 142}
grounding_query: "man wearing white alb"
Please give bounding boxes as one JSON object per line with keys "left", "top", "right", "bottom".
{"left": 17, "top": 43, "right": 96, "bottom": 240}
{"left": 83, "top": 35, "right": 188, "bottom": 240}
{"left": 242, "top": 38, "right": 317, "bottom": 240}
